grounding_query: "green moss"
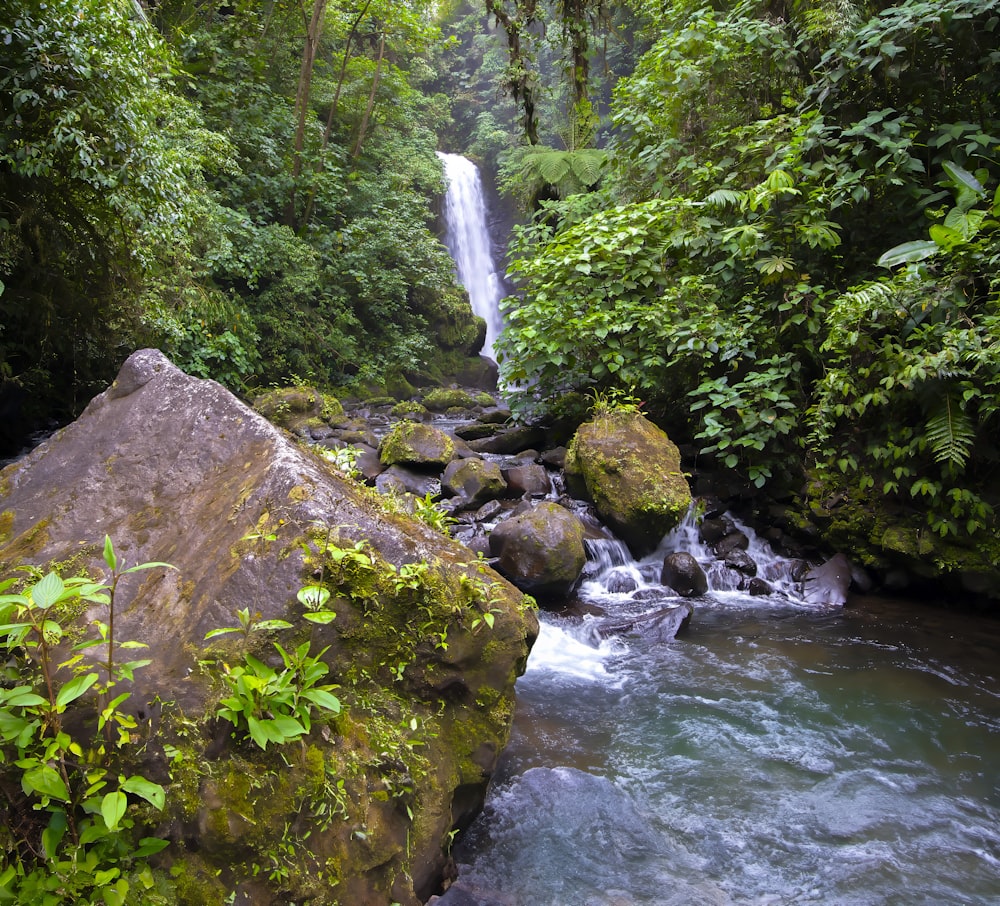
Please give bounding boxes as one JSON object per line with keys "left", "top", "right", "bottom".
{"left": 321, "top": 393, "right": 346, "bottom": 424}
{"left": 170, "top": 855, "right": 229, "bottom": 906}
{"left": 391, "top": 400, "right": 428, "bottom": 418}
{"left": 0, "top": 517, "right": 51, "bottom": 570}
{"left": 0, "top": 510, "right": 13, "bottom": 545}
{"left": 422, "top": 388, "right": 477, "bottom": 412}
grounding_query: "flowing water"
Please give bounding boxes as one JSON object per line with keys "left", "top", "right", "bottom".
{"left": 437, "top": 152, "right": 507, "bottom": 360}
{"left": 440, "top": 520, "right": 1000, "bottom": 905}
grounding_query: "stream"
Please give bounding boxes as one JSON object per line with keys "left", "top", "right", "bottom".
{"left": 439, "top": 525, "right": 1000, "bottom": 905}
{"left": 433, "top": 153, "right": 1000, "bottom": 905}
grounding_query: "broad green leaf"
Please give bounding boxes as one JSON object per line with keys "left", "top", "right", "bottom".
{"left": 134, "top": 837, "right": 170, "bottom": 858}
{"left": 23, "top": 765, "right": 69, "bottom": 801}
{"left": 101, "top": 878, "right": 129, "bottom": 906}
{"left": 41, "top": 808, "right": 68, "bottom": 859}
{"left": 31, "top": 572, "right": 64, "bottom": 610}
{"left": 121, "top": 775, "right": 166, "bottom": 810}
{"left": 55, "top": 673, "right": 99, "bottom": 708}
{"left": 101, "top": 790, "right": 128, "bottom": 830}
{"left": 303, "top": 688, "right": 342, "bottom": 713}
{"left": 298, "top": 584, "right": 331, "bottom": 611}
{"left": 271, "top": 715, "right": 307, "bottom": 739}
{"left": 877, "top": 240, "right": 938, "bottom": 267}
{"left": 942, "top": 160, "right": 984, "bottom": 195}
{"left": 303, "top": 610, "right": 337, "bottom": 624}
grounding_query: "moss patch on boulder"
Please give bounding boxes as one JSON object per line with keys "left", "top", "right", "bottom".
{"left": 566, "top": 411, "right": 691, "bottom": 555}
{"left": 379, "top": 421, "right": 455, "bottom": 468}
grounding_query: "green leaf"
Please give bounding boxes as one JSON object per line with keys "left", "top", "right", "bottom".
{"left": 297, "top": 585, "right": 331, "bottom": 609}
{"left": 134, "top": 836, "right": 170, "bottom": 858}
{"left": 101, "top": 791, "right": 128, "bottom": 830}
{"left": 302, "top": 610, "right": 337, "bottom": 624}
{"left": 23, "top": 765, "right": 69, "bottom": 802}
{"left": 255, "top": 619, "right": 293, "bottom": 631}
{"left": 41, "top": 809, "right": 67, "bottom": 860}
{"left": 31, "top": 572, "right": 64, "bottom": 610}
{"left": 103, "top": 535, "right": 118, "bottom": 571}
{"left": 302, "top": 688, "right": 342, "bottom": 713}
{"left": 942, "top": 160, "right": 984, "bottom": 196}
{"left": 204, "top": 626, "right": 241, "bottom": 640}
{"left": 101, "top": 878, "right": 130, "bottom": 906}
{"left": 121, "top": 775, "right": 166, "bottom": 810}
{"left": 55, "top": 672, "right": 99, "bottom": 708}
{"left": 877, "top": 240, "right": 938, "bottom": 268}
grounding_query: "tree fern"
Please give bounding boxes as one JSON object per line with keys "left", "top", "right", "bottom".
{"left": 925, "top": 395, "right": 975, "bottom": 469}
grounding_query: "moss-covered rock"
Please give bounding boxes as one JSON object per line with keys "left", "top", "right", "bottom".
{"left": 488, "top": 502, "right": 587, "bottom": 601}
{"left": 422, "top": 387, "right": 479, "bottom": 412}
{"left": 390, "top": 400, "right": 429, "bottom": 420}
{"left": 0, "top": 349, "right": 537, "bottom": 905}
{"left": 442, "top": 457, "right": 507, "bottom": 507}
{"left": 566, "top": 411, "right": 692, "bottom": 555}
{"left": 252, "top": 385, "right": 346, "bottom": 435}
{"left": 379, "top": 421, "right": 455, "bottom": 468}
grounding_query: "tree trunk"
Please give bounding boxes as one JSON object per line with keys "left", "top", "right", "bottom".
{"left": 286, "top": 0, "right": 328, "bottom": 229}
{"left": 351, "top": 29, "right": 385, "bottom": 159}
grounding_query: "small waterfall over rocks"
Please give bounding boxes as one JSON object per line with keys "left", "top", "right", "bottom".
{"left": 437, "top": 152, "right": 507, "bottom": 360}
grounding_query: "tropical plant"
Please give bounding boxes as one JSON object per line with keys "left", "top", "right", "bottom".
{"left": 0, "top": 538, "right": 173, "bottom": 904}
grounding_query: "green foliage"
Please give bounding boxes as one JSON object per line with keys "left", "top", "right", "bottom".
{"left": 215, "top": 639, "right": 342, "bottom": 751}
{"left": 499, "top": 0, "right": 1000, "bottom": 544}
{"left": 0, "top": 540, "right": 172, "bottom": 905}
{"left": 412, "top": 493, "right": 458, "bottom": 535}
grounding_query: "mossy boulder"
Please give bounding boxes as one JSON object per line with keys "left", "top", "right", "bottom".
{"left": 422, "top": 387, "right": 479, "bottom": 412}
{"left": 252, "top": 386, "right": 346, "bottom": 436}
{"left": 442, "top": 458, "right": 507, "bottom": 508}
{"left": 566, "top": 411, "right": 692, "bottom": 555}
{"left": 379, "top": 421, "right": 455, "bottom": 468}
{"left": 0, "top": 349, "right": 537, "bottom": 905}
{"left": 488, "top": 502, "right": 587, "bottom": 601}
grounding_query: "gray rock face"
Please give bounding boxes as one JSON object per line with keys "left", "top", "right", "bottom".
{"left": 661, "top": 551, "right": 709, "bottom": 597}
{"left": 803, "top": 553, "right": 853, "bottom": 605}
{"left": 0, "top": 349, "right": 537, "bottom": 905}
{"left": 503, "top": 462, "right": 551, "bottom": 498}
{"left": 488, "top": 502, "right": 587, "bottom": 601}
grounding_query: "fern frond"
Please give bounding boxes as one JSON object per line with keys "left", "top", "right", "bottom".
{"left": 926, "top": 395, "right": 975, "bottom": 469}
{"left": 569, "top": 149, "right": 607, "bottom": 188}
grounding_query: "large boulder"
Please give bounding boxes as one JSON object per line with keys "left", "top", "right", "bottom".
{"left": 566, "top": 412, "right": 692, "bottom": 555}
{"left": 0, "top": 350, "right": 537, "bottom": 906}
{"left": 488, "top": 502, "right": 587, "bottom": 601}
{"left": 379, "top": 420, "right": 455, "bottom": 468}
{"left": 442, "top": 458, "right": 507, "bottom": 508}
{"left": 661, "top": 551, "right": 709, "bottom": 597}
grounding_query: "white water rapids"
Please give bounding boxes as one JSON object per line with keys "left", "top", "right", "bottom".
{"left": 439, "top": 517, "right": 1000, "bottom": 905}
{"left": 437, "top": 152, "right": 507, "bottom": 360}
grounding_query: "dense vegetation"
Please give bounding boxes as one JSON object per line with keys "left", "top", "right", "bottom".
{"left": 493, "top": 0, "right": 1000, "bottom": 554}
{"left": 0, "top": 0, "right": 481, "bottom": 453}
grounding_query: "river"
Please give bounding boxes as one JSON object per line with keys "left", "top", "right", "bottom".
{"left": 439, "top": 529, "right": 1000, "bottom": 905}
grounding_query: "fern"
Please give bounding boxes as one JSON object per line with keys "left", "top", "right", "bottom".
{"left": 925, "top": 395, "right": 975, "bottom": 469}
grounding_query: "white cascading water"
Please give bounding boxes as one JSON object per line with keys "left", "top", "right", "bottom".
{"left": 437, "top": 152, "right": 507, "bottom": 360}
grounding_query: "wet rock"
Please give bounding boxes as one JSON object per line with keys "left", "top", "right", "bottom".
{"left": 454, "top": 423, "right": 502, "bottom": 441}
{"left": 605, "top": 569, "right": 639, "bottom": 594}
{"left": 442, "top": 458, "right": 507, "bottom": 508}
{"left": 661, "top": 551, "right": 709, "bottom": 597}
{"left": 503, "top": 462, "right": 550, "bottom": 498}
{"left": 747, "top": 577, "right": 772, "bottom": 596}
{"left": 723, "top": 548, "right": 757, "bottom": 576}
{"left": 489, "top": 501, "right": 587, "bottom": 601}
{"left": 477, "top": 408, "right": 512, "bottom": 425}
{"left": 803, "top": 553, "right": 853, "bottom": 605}
{"left": 467, "top": 425, "right": 548, "bottom": 455}
{"left": 375, "top": 465, "right": 441, "bottom": 499}
{"left": 473, "top": 499, "right": 504, "bottom": 523}
{"left": 379, "top": 420, "right": 455, "bottom": 467}
{"left": 714, "top": 530, "right": 750, "bottom": 557}
{"left": 698, "top": 517, "right": 733, "bottom": 546}
{"left": 565, "top": 412, "right": 691, "bottom": 556}
{"left": 539, "top": 446, "right": 567, "bottom": 469}
{"left": 599, "top": 604, "right": 692, "bottom": 642}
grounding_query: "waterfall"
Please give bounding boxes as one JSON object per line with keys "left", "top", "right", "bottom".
{"left": 437, "top": 152, "right": 506, "bottom": 360}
